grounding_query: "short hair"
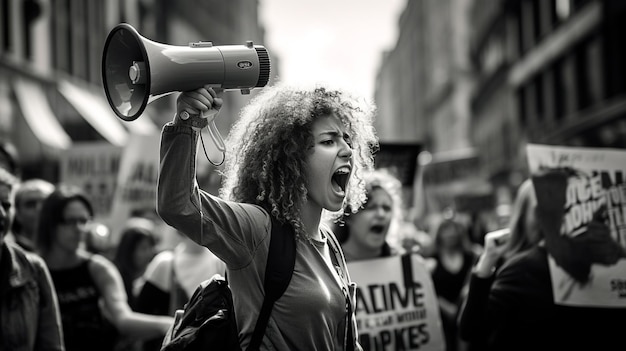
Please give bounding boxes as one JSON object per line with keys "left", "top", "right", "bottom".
{"left": 36, "top": 184, "right": 94, "bottom": 254}
{"left": 15, "top": 178, "right": 55, "bottom": 204}
{"left": 220, "top": 83, "right": 378, "bottom": 238}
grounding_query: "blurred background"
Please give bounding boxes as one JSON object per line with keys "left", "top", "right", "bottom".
{"left": 1, "top": 0, "right": 626, "bottom": 241}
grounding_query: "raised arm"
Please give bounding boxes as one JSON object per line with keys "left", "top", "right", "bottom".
{"left": 156, "top": 87, "right": 270, "bottom": 269}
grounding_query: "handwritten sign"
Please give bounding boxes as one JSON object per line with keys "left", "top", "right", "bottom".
{"left": 59, "top": 142, "right": 122, "bottom": 219}
{"left": 108, "top": 134, "right": 161, "bottom": 244}
{"left": 348, "top": 254, "right": 445, "bottom": 351}
{"left": 527, "top": 143, "right": 626, "bottom": 307}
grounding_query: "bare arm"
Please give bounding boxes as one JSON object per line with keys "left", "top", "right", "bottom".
{"left": 88, "top": 254, "right": 173, "bottom": 339}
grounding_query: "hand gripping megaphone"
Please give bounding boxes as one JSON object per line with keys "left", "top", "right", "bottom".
{"left": 101, "top": 23, "right": 271, "bottom": 154}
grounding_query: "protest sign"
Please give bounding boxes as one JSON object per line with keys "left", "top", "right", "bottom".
{"left": 527, "top": 143, "right": 626, "bottom": 307}
{"left": 348, "top": 254, "right": 445, "bottom": 351}
{"left": 108, "top": 133, "right": 162, "bottom": 245}
{"left": 59, "top": 142, "right": 123, "bottom": 220}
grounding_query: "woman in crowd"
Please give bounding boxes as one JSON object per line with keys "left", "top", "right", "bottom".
{"left": 333, "top": 168, "right": 446, "bottom": 351}
{"left": 427, "top": 216, "right": 476, "bottom": 351}
{"left": 157, "top": 83, "right": 378, "bottom": 350}
{"left": 35, "top": 184, "right": 173, "bottom": 351}
{"left": 334, "top": 168, "right": 404, "bottom": 261}
{"left": 113, "top": 218, "right": 158, "bottom": 309}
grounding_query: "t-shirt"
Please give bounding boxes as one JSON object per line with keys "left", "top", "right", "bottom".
{"left": 50, "top": 258, "right": 118, "bottom": 351}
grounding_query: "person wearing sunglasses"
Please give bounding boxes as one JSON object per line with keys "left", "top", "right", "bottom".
{"left": 34, "top": 184, "right": 174, "bottom": 351}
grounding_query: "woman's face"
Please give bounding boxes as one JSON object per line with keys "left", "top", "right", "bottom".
{"left": 16, "top": 188, "right": 49, "bottom": 234}
{"left": 304, "top": 114, "right": 353, "bottom": 212}
{"left": 439, "top": 224, "right": 462, "bottom": 248}
{"left": 54, "top": 199, "right": 91, "bottom": 253}
{"left": 346, "top": 188, "right": 393, "bottom": 251}
{"left": 133, "top": 237, "right": 155, "bottom": 272}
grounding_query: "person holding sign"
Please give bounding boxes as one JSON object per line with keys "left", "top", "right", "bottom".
{"left": 458, "top": 178, "right": 625, "bottom": 351}
{"left": 331, "top": 169, "right": 446, "bottom": 351}
{"left": 157, "top": 84, "right": 379, "bottom": 350}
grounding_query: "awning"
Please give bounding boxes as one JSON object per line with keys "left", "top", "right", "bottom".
{"left": 13, "top": 77, "right": 72, "bottom": 150}
{"left": 57, "top": 79, "right": 159, "bottom": 147}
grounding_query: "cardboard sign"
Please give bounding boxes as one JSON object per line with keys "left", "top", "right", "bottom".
{"left": 527, "top": 143, "right": 626, "bottom": 307}
{"left": 348, "top": 254, "right": 445, "bottom": 351}
{"left": 108, "top": 134, "right": 161, "bottom": 244}
{"left": 59, "top": 142, "right": 123, "bottom": 219}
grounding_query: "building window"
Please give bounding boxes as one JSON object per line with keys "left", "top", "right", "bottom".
{"left": 517, "top": 87, "right": 527, "bottom": 127}
{"left": 553, "top": 58, "right": 565, "bottom": 121}
{"left": 23, "top": 0, "right": 41, "bottom": 60}
{"left": 51, "top": 0, "right": 72, "bottom": 74}
{"left": 574, "top": 41, "right": 590, "bottom": 110}
{"left": 586, "top": 36, "right": 604, "bottom": 104}
{"left": 556, "top": 0, "right": 571, "bottom": 21}
{"left": 534, "top": 75, "right": 544, "bottom": 124}
{"left": 1, "top": 0, "right": 10, "bottom": 52}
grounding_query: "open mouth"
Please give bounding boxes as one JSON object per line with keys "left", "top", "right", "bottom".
{"left": 332, "top": 167, "right": 350, "bottom": 194}
{"left": 370, "top": 224, "right": 386, "bottom": 234}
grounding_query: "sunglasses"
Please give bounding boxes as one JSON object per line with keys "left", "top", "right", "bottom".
{"left": 60, "top": 217, "right": 91, "bottom": 227}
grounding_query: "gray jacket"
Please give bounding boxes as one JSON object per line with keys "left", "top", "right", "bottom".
{"left": 0, "top": 242, "right": 65, "bottom": 351}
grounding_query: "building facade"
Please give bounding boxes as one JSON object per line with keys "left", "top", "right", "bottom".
{"left": 375, "top": 0, "right": 626, "bottom": 228}
{"left": 470, "top": 0, "right": 626, "bottom": 207}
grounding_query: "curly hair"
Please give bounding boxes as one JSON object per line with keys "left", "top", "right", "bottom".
{"left": 220, "top": 83, "right": 378, "bottom": 238}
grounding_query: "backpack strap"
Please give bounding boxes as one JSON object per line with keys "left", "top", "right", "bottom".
{"left": 246, "top": 216, "right": 296, "bottom": 351}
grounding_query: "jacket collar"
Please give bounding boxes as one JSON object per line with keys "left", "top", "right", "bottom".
{"left": 0, "top": 243, "right": 30, "bottom": 294}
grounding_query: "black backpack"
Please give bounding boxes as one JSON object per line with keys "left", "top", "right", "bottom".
{"left": 160, "top": 217, "right": 296, "bottom": 351}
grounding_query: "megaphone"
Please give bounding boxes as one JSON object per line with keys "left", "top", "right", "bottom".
{"left": 101, "top": 23, "right": 270, "bottom": 122}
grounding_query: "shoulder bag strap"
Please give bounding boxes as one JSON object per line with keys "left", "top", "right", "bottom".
{"left": 246, "top": 216, "right": 296, "bottom": 351}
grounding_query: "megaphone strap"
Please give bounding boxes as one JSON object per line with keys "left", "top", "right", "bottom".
{"left": 174, "top": 112, "right": 225, "bottom": 166}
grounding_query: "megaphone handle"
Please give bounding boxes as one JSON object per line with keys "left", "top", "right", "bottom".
{"left": 207, "top": 120, "right": 226, "bottom": 153}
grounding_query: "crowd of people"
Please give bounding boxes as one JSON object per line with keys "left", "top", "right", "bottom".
{"left": 1, "top": 81, "right": 624, "bottom": 351}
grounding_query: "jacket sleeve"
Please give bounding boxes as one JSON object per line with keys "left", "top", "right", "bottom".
{"left": 157, "top": 123, "right": 270, "bottom": 269}
{"left": 457, "top": 272, "right": 495, "bottom": 342}
{"left": 31, "top": 254, "right": 65, "bottom": 351}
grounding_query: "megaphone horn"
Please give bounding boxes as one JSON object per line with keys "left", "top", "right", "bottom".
{"left": 101, "top": 23, "right": 271, "bottom": 122}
